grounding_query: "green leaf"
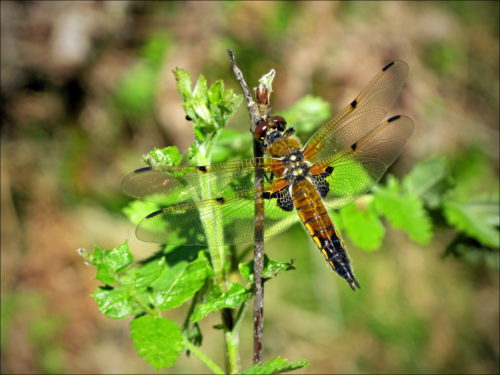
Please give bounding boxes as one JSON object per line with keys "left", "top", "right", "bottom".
{"left": 150, "top": 251, "right": 210, "bottom": 310}
{"left": 190, "top": 283, "right": 250, "bottom": 323}
{"left": 172, "top": 68, "right": 242, "bottom": 153}
{"left": 443, "top": 201, "right": 499, "bottom": 248}
{"left": 95, "top": 266, "right": 117, "bottom": 286}
{"left": 172, "top": 67, "right": 193, "bottom": 101}
{"left": 278, "top": 95, "right": 331, "bottom": 134}
{"left": 143, "top": 146, "right": 182, "bottom": 168}
{"left": 450, "top": 148, "right": 499, "bottom": 202}
{"left": 121, "top": 258, "right": 168, "bottom": 288}
{"left": 374, "top": 177, "right": 432, "bottom": 244}
{"left": 242, "top": 357, "right": 310, "bottom": 374}
{"left": 402, "top": 157, "right": 451, "bottom": 208}
{"left": 211, "top": 129, "right": 252, "bottom": 162}
{"left": 87, "top": 242, "right": 134, "bottom": 284}
{"left": 92, "top": 287, "right": 140, "bottom": 319}
{"left": 130, "top": 316, "right": 184, "bottom": 370}
{"left": 339, "top": 199, "right": 385, "bottom": 251}
{"left": 209, "top": 80, "right": 243, "bottom": 130}
{"left": 90, "top": 242, "right": 134, "bottom": 271}
{"left": 239, "top": 255, "right": 295, "bottom": 283}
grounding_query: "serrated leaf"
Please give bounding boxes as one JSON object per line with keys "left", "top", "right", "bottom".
{"left": 340, "top": 200, "right": 385, "bottom": 251}
{"left": 374, "top": 178, "right": 432, "bottom": 244}
{"left": 150, "top": 251, "right": 210, "bottom": 310}
{"left": 192, "top": 100, "right": 213, "bottom": 126}
{"left": 173, "top": 67, "right": 193, "bottom": 101}
{"left": 241, "top": 357, "right": 310, "bottom": 374}
{"left": 402, "top": 157, "right": 448, "bottom": 196}
{"left": 239, "top": 255, "right": 295, "bottom": 283}
{"left": 443, "top": 201, "right": 499, "bottom": 248}
{"left": 190, "top": 283, "right": 250, "bottom": 323}
{"left": 92, "top": 287, "right": 140, "bottom": 319}
{"left": 193, "top": 74, "right": 208, "bottom": 99}
{"left": 209, "top": 80, "right": 242, "bottom": 127}
{"left": 207, "top": 80, "right": 224, "bottom": 106}
{"left": 120, "top": 258, "right": 167, "bottom": 288}
{"left": 95, "top": 265, "right": 117, "bottom": 285}
{"left": 130, "top": 316, "right": 184, "bottom": 370}
{"left": 143, "top": 146, "right": 182, "bottom": 168}
{"left": 91, "top": 242, "right": 134, "bottom": 271}
{"left": 89, "top": 242, "right": 134, "bottom": 284}
{"left": 172, "top": 69, "right": 241, "bottom": 150}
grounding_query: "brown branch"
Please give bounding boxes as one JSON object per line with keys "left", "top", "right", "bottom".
{"left": 227, "top": 50, "right": 260, "bottom": 127}
{"left": 227, "top": 49, "right": 266, "bottom": 364}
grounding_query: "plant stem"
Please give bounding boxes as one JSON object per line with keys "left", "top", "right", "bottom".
{"left": 196, "top": 151, "right": 226, "bottom": 287}
{"left": 225, "top": 330, "right": 240, "bottom": 374}
{"left": 252, "top": 143, "right": 266, "bottom": 364}
{"left": 197, "top": 129, "right": 239, "bottom": 373}
{"left": 227, "top": 50, "right": 260, "bottom": 121}
{"left": 227, "top": 49, "right": 268, "bottom": 364}
{"left": 183, "top": 337, "right": 225, "bottom": 375}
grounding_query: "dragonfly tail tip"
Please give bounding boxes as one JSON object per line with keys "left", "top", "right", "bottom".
{"left": 346, "top": 276, "right": 361, "bottom": 291}
{"left": 354, "top": 277, "right": 361, "bottom": 289}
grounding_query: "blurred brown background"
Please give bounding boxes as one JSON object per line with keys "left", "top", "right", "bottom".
{"left": 1, "top": 1, "right": 498, "bottom": 374}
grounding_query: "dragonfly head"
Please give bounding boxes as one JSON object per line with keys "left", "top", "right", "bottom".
{"left": 254, "top": 116, "right": 288, "bottom": 149}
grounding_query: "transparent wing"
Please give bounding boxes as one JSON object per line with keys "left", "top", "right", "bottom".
{"left": 135, "top": 185, "right": 300, "bottom": 246}
{"left": 303, "top": 60, "right": 409, "bottom": 163}
{"left": 129, "top": 115, "right": 413, "bottom": 246}
{"left": 308, "top": 115, "right": 415, "bottom": 210}
{"left": 122, "top": 157, "right": 278, "bottom": 203}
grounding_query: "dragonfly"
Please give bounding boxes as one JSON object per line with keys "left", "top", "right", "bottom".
{"left": 122, "top": 60, "right": 414, "bottom": 290}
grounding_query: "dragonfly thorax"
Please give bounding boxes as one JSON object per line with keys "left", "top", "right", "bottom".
{"left": 283, "top": 152, "right": 310, "bottom": 183}
{"left": 267, "top": 134, "right": 302, "bottom": 157}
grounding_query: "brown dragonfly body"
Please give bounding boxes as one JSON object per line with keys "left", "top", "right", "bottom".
{"left": 122, "top": 60, "right": 414, "bottom": 290}
{"left": 254, "top": 123, "right": 360, "bottom": 288}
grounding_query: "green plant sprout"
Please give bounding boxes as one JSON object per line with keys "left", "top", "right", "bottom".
{"left": 79, "top": 68, "right": 499, "bottom": 374}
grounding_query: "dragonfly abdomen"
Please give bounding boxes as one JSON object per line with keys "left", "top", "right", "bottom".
{"left": 291, "top": 178, "right": 360, "bottom": 290}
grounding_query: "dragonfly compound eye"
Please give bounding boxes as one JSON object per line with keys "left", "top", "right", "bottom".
{"left": 254, "top": 120, "right": 268, "bottom": 141}
{"left": 271, "top": 116, "right": 287, "bottom": 132}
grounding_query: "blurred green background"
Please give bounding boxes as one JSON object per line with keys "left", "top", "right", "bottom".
{"left": 1, "top": 1, "right": 498, "bottom": 374}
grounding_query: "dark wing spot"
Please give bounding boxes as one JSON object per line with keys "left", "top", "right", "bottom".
{"left": 350, "top": 99, "right": 358, "bottom": 109}
{"left": 388, "top": 115, "right": 401, "bottom": 123}
{"left": 350, "top": 142, "right": 358, "bottom": 151}
{"left": 382, "top": 61, "right": 395, "bottom": 71}
{"left": 325, "top": 166, "right": 334, "bottom": 175}
{"left": 134, "top": 166, "right": 153, "bottom": 173}
{"left": 185, "top": 115, "right": 192, "bottom": 121}
{"left": 198, "top": 166, "right": 208, "bottom": 172}
{"left": 313, "top": 176, "right": 330, "bottom": 198}
{"left": 146, "top": 209, "right": 164, "bottom": 219}
{"left": 215, "top": 197, "right": 225, "bottom": 204}
{"left": 276, "top": 189, "right": 294, "bottom": 211}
